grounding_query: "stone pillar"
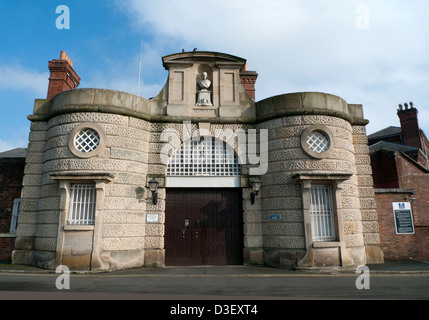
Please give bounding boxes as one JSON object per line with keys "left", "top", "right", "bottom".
{"left": 12, "top": 117, "right": 47, "bottom": 266}
{"left": 352, "top": 125, "right": 384, "bottom": 264}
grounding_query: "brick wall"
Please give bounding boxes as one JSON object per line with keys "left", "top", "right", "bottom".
{"left": 240, "top": 71, "right": 258, "bottom": 100}
{"left": 371, "top": 147, "right": 429, "bottom": 259}
{"left": 416, "top": 227, "right": 429, "bottom": 257}
{"left": 396, "top": 155, "right": 429, "bottom": 221}
{"left": 370, "top": 150, "right": 399, "bottom": 188}
{"left": 0, "top": 159, "right": 25, "bottom": 263}
{"left": 0, "top": 215, "right": 12, "bottom": 234}
{"left": 0, "top": 236, "right": 15, "bottom": 263}
{"left": 375, "top": 190, "right": 418, "bottom": 258}
{"left": 0, "top": 160, "right": 25, "bottom": 210}
{"left": 396, "top": 154, "right": 429, "bottom": 259}
{"left": 0, "top": 215, "right": 17, "bottom": 263}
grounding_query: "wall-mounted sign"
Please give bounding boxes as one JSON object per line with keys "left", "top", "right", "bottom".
{"left": 392, "top": 202, "right": 415, "bottom": 235}
{"left": 269, "top": 214, "right": 281, "bottom": 221}
{"left": 147, "top": 213, "right": 159, "bottom": 223}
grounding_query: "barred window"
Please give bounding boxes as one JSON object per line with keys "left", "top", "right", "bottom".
{"left": 167, "top": 138, "right": 241, "bottom": 176}
{"left": 68, "top": 184, "right": 96, "bottom": 225}
{"left": 310, "top": 185, "right": 336, "bottom": 241}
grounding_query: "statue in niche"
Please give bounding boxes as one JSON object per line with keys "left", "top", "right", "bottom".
{"left": 196, "top": 72, "right": 212, "bottom": 106}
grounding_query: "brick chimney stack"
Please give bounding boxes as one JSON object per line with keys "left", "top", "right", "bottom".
{"left": 397, "top": 101, "right": 422, "bottom": 149}
{"left": 47, "top": 51, "right": 81, "bottom": 99}
{"left": 240, "top": 64, "right": 258, "bottom": 100}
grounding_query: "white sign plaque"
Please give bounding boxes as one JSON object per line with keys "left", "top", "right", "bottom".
{"left": 392, "top": 202, "right": 415, "bottom": 235}
{"left": 146, "top": 213, "right": 159, "bottom": 223}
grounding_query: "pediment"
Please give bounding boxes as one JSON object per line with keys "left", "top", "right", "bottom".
{"left": 162, "top": 51, "right": 246, "bottom": 69}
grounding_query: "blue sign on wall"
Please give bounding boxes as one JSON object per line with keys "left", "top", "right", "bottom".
{"left": 269, "top": 214, "right": 281, "bottom": 221}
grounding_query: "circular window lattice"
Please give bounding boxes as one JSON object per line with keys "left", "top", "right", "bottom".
{"left": 306, "top": 130, "right": 330, "bottom": 154}
{"left": 74, "top": 128, "right": 100, "bottom": 153}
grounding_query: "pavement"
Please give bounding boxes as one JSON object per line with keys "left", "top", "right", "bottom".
{"left": 1, "top": 258, "right": 429, "bottom": 274}
{"left": 366, "top": 258, "right": 429, "bottom": 273}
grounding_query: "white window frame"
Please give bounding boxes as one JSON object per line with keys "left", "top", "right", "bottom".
{"left": 301, "top": 125, "right": 334, "bottom": 159}
{"left": 51, "top": 172, "right": 114, "bottom": 270}
{"left": 74, "top": 128, "right": 101, "bottom": 153}
{"left": 293, "top": 172, "right": 354, "bottom": 267}
{"left": 69, "top": 123, "right": 106, "bottom": 159}
{"left": 51, "top": 172, "right": 114, "bottom": 230}
{"left": 68, "top": 184, "right": 96, "bottom": 226}
{"left": 307, "top": 131, "right": 330, "bottom": 154}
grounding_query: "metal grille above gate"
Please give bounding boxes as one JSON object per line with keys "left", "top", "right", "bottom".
{"left": 167, "top": 138, "right": 241, "bottom": 176}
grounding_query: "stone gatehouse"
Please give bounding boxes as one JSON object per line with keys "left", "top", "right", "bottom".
{"left": 12, "top": 51, "right": 384, "bottom": 271}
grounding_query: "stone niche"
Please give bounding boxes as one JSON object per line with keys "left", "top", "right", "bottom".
{"left": 161, "top": 51, "right": 254, "bottom": 118}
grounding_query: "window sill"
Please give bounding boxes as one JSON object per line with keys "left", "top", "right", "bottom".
{"left": 312, "top": 241, "right": 341, "bottom": 248}
{"left": 0, "top": 233, "right": 17, "bottom": 238}
{"left": 64, "top": 225, "right": 94, "bottom": 231}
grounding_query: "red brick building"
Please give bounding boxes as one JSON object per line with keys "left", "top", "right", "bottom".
{"left": 0, "top": 148, "right": 26, "bottom": 262}
{"left": 369, "top": 102, "right": 429, "bottom": 259}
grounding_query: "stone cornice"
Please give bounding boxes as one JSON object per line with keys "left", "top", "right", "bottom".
{"left": 28, "top": 89, "right": 369, "bottom": 126}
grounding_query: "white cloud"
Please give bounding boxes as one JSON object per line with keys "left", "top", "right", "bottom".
{"left": 81, "top": 73, "right": 164, "bottom": 99}
{"left": 0, "top": 64, "right": 45, "bottom": 152}
{"left": 0, "top": 65, "right": 48, "bottom": 97}
{"left": 114, "top": 0, "right": 429, "bottom": 135}
{"left": 0, "top": 138, "right": 28, "bottom": 153}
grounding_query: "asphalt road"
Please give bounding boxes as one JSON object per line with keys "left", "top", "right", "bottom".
{"left": 0, "top": 266, "right": 428, "bottom": 300}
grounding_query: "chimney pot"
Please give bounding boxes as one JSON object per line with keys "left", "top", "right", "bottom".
{"left": 397, "top": 101, "right": 421, "bottom": 150}
{"left": 47, "top": 51, "right": 81, "bottom": 99}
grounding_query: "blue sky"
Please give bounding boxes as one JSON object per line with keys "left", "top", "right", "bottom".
{"left": 0, "top": 0, "right": 428, "bottom": 152}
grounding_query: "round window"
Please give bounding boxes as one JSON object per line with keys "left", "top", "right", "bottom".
{"left": 69, "top": 123, "right": 106, "bottom": 158}
{"left": 74, "top": 128, "right": 100, "bottom": 153}
{"left": 301, "top": 125, "right": 334, "bottom": 159}
{"left": 306, "top": 130, "right": 330, "bottom": 154}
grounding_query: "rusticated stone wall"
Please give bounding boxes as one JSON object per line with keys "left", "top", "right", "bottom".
{"left": 14, "top": 107, "right": 264, "bottom": 270}
{"left": 14, "top": 112, "right": 155, "bottom": 270}
{"left": 13, "top": 51, "right": 384, "bottom": 271}
{"left": 352, "top": 125, "right": 383, "bottom": 264}
{"left": 13, "top": 121, "right": 46, "bottom": 267}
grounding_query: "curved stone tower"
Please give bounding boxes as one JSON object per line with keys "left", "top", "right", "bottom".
{"left": 255, "top": 92, "right": 382, "bottom": 268}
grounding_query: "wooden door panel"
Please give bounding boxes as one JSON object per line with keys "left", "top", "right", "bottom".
{"left": 165, "top": 188, "right": 243, "bottom": 266}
